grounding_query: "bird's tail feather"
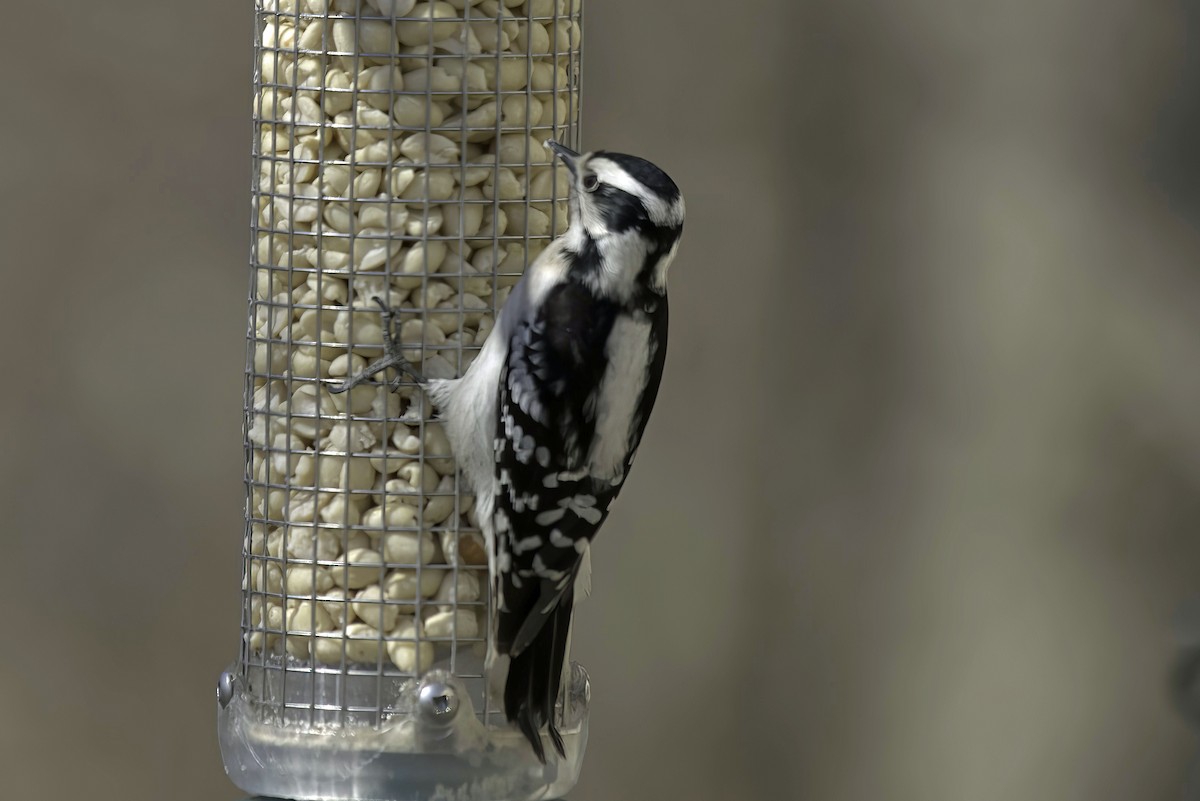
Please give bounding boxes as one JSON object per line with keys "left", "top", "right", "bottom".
{"left": 504, "top": 590, "right": 574, "bottom": 763}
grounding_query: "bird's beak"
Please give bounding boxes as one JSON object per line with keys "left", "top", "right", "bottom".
{"left": 547, "top": 140, "right": 580, "bottom": 176}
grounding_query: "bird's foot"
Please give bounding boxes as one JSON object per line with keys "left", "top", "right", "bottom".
{"left": 330, "top": 297, "right": 426, "bottom": 394}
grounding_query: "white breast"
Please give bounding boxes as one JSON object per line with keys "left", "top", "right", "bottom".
{"left": 587, "top": 315, "right": 652, "bottom": 482}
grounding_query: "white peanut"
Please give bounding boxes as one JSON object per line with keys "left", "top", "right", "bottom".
{"left": 384, "top": 568, "right": 445, "bottom": 602}
{"left": 405, "top": 205, "right": 444, "bottom": 237}
{"left": 523, "top": 0, "right": 564, "bottom": 16}
{"left": 441, "top": 187, "right": 485, "bottom": 237}
{"left": 285, "top": 602, "right": 334, "bottom": 657}
{"left": 399, "top": 170, "right": 457, "bottom": 202}
{"left": 503, "top": 203, "right": 550, "bottom": 237}
{"left": 478, "top": 56, "right": 528, "bottom": 92}
{"left": 351, "top": 584, "right": 402, "bottom": 632}
{"left": 326, "top": 382, "right": 377, "bottom": 415}
{"left": 330, "top": 548, "right": 384, "bottom": 589}
{"left": 513, "top": 22, "right": 551, "bottom": 55}
{"left": 316, "top": 453, "right": 378, "bottom": 491}
{"left": 284, "top": 526, "right": 341, "bottom": 561}
{"left": 347, "top": 530, "right": 373, "bottom": 553}
{"left": 527, "top": 164, "right": 570, "bottom": 201}
{"left": 313, "top": 622, "right": 385, "bottom": 664}
{"left": 423, "top": 474, "right": 458, "bottom": 524}
{"left": 423, "top": 609, "right": 479, "bottom": 639}
{"left": 433, "top": 568, "right": 481, "bottom": 611}
{"left": 332, "top": 19, "right": 398, "bottom": 67}
{"left": 391, "top": 462, "right": 442, "bottom": 496}
{"left": 393, "top": 94, "right": 446, "bottom": 128}
{"left": 381, "top": 528, "right": 439, "bottom": 565}
{"left": 395, "top": 2, "right": 461, "bottom": 47}
{"left": 480, "top": 166, "right": 523, "bottom": 201}
{"left": 529, "top": 61, "right": 568, "bottom": 92}
{"left": 317, "top": 588, "right": 356, "bottom": 627}
{"left": 319, "top": 493, "right": 364, "bottom": 526}
{"left": 400, "top": 132, "right": 461, "bottom": 164}
{"left": 362, "top": 500, "right": 419, "bottom": 530}
{"left": 387, "top": 618, "right": 435, "bottom": 673}
{"left": 359, "top": 66, "right": 405, "bottom": 110}
{"left": 365, "top": 0, "right": 418, "bottom": 14}
{"left": 285, "top": 565, "right": 335, "bottom": 595}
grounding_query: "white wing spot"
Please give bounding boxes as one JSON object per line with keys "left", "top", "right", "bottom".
{"left": 526, "top": 396, "right": 544, "bottom": 423}
{"left": 549, "top": 528, "right": 574, "bottom": 549}
{"left": 515, "top": 434, "right": 536, "bottom": 464}
{"left": 513, "top": 535, "right": 542, "bottom": 554}
{"left": 536, "top": 495, "right": 602, "bottom": 526}
{"left": 535, "top": 507, "right": 566, "bottom": 526}
{"left": 509, "top": 491, "right": 540, "bottom": 513}
{"left": 567, "top": 494, "right": 602, "bottom": 525}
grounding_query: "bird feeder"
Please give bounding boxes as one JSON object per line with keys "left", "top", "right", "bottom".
{"left": 216, "top": 1, "right": 587, "bottom": 798}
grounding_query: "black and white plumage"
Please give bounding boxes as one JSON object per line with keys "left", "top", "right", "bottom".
{"left": 333, "top": 142, "right": 684, "bottom": 762}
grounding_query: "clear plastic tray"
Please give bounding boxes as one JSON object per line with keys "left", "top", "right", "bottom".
{"left": 218, "top": 658, "right": 590, "bottom": 801}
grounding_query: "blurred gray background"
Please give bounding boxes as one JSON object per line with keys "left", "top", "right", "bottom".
{"left": 2, "top": 1, "right": 1199, "bottom": 799}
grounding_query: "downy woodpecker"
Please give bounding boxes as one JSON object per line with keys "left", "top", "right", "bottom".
{"left": 334, "top": 141, "right": 685, "bottom": 761}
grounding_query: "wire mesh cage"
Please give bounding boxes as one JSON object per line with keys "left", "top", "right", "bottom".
{"left": 217, "top": 1, "right": 586, "bottom": 799}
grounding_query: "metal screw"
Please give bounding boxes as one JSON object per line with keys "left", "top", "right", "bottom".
{"left": 570, "top": 662, "right": 591, "bottom": 705}
{"left": 417, "top": 679, "right": 459, "bottom": 723}
{"left": 217, "top": 671, "right": 237, "bottom": 709}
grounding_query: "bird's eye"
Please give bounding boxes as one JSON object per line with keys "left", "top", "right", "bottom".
{"left": 582, "top": 173, "right": 600, "bottom": 192}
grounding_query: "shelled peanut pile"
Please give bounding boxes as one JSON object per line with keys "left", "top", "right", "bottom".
{"left": 243, "top": 0, "right": 580, "bottom": 674}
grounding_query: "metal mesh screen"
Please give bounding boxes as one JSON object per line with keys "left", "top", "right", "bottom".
{"left": 241, "top": 0, "right": 582, "bottom": 732}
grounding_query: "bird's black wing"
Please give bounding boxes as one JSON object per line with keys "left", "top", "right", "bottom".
{"left": 493, "top": 281, "right": 668, "bottom": 760}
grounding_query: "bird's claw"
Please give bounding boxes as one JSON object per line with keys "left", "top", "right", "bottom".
{"left": 329, "top": 296, "right": 426, "bottom": 394}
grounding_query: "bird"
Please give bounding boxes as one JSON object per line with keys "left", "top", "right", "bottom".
{"left": 333, "top": 140, "right": 685, "bottom": 761}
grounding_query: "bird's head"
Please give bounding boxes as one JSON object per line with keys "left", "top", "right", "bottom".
{"left": 547, "top": 141, "right": 685, "bottom": 300}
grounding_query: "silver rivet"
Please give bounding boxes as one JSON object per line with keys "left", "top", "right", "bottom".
{"left": 217, "top": 671, "right": 236, "bottom": 708}
{"left": 417, "top": 680, "right": 458, "bottom": 723}
{"left": 570, "top": 662, "right": 591, "bottom": 705}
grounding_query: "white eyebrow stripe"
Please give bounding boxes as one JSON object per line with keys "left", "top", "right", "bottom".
{"left": 668, "top": 195, "right": 686, "bottom": 226}
{"left": 587, "top": 157, "right": 683, "bottom": 228}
